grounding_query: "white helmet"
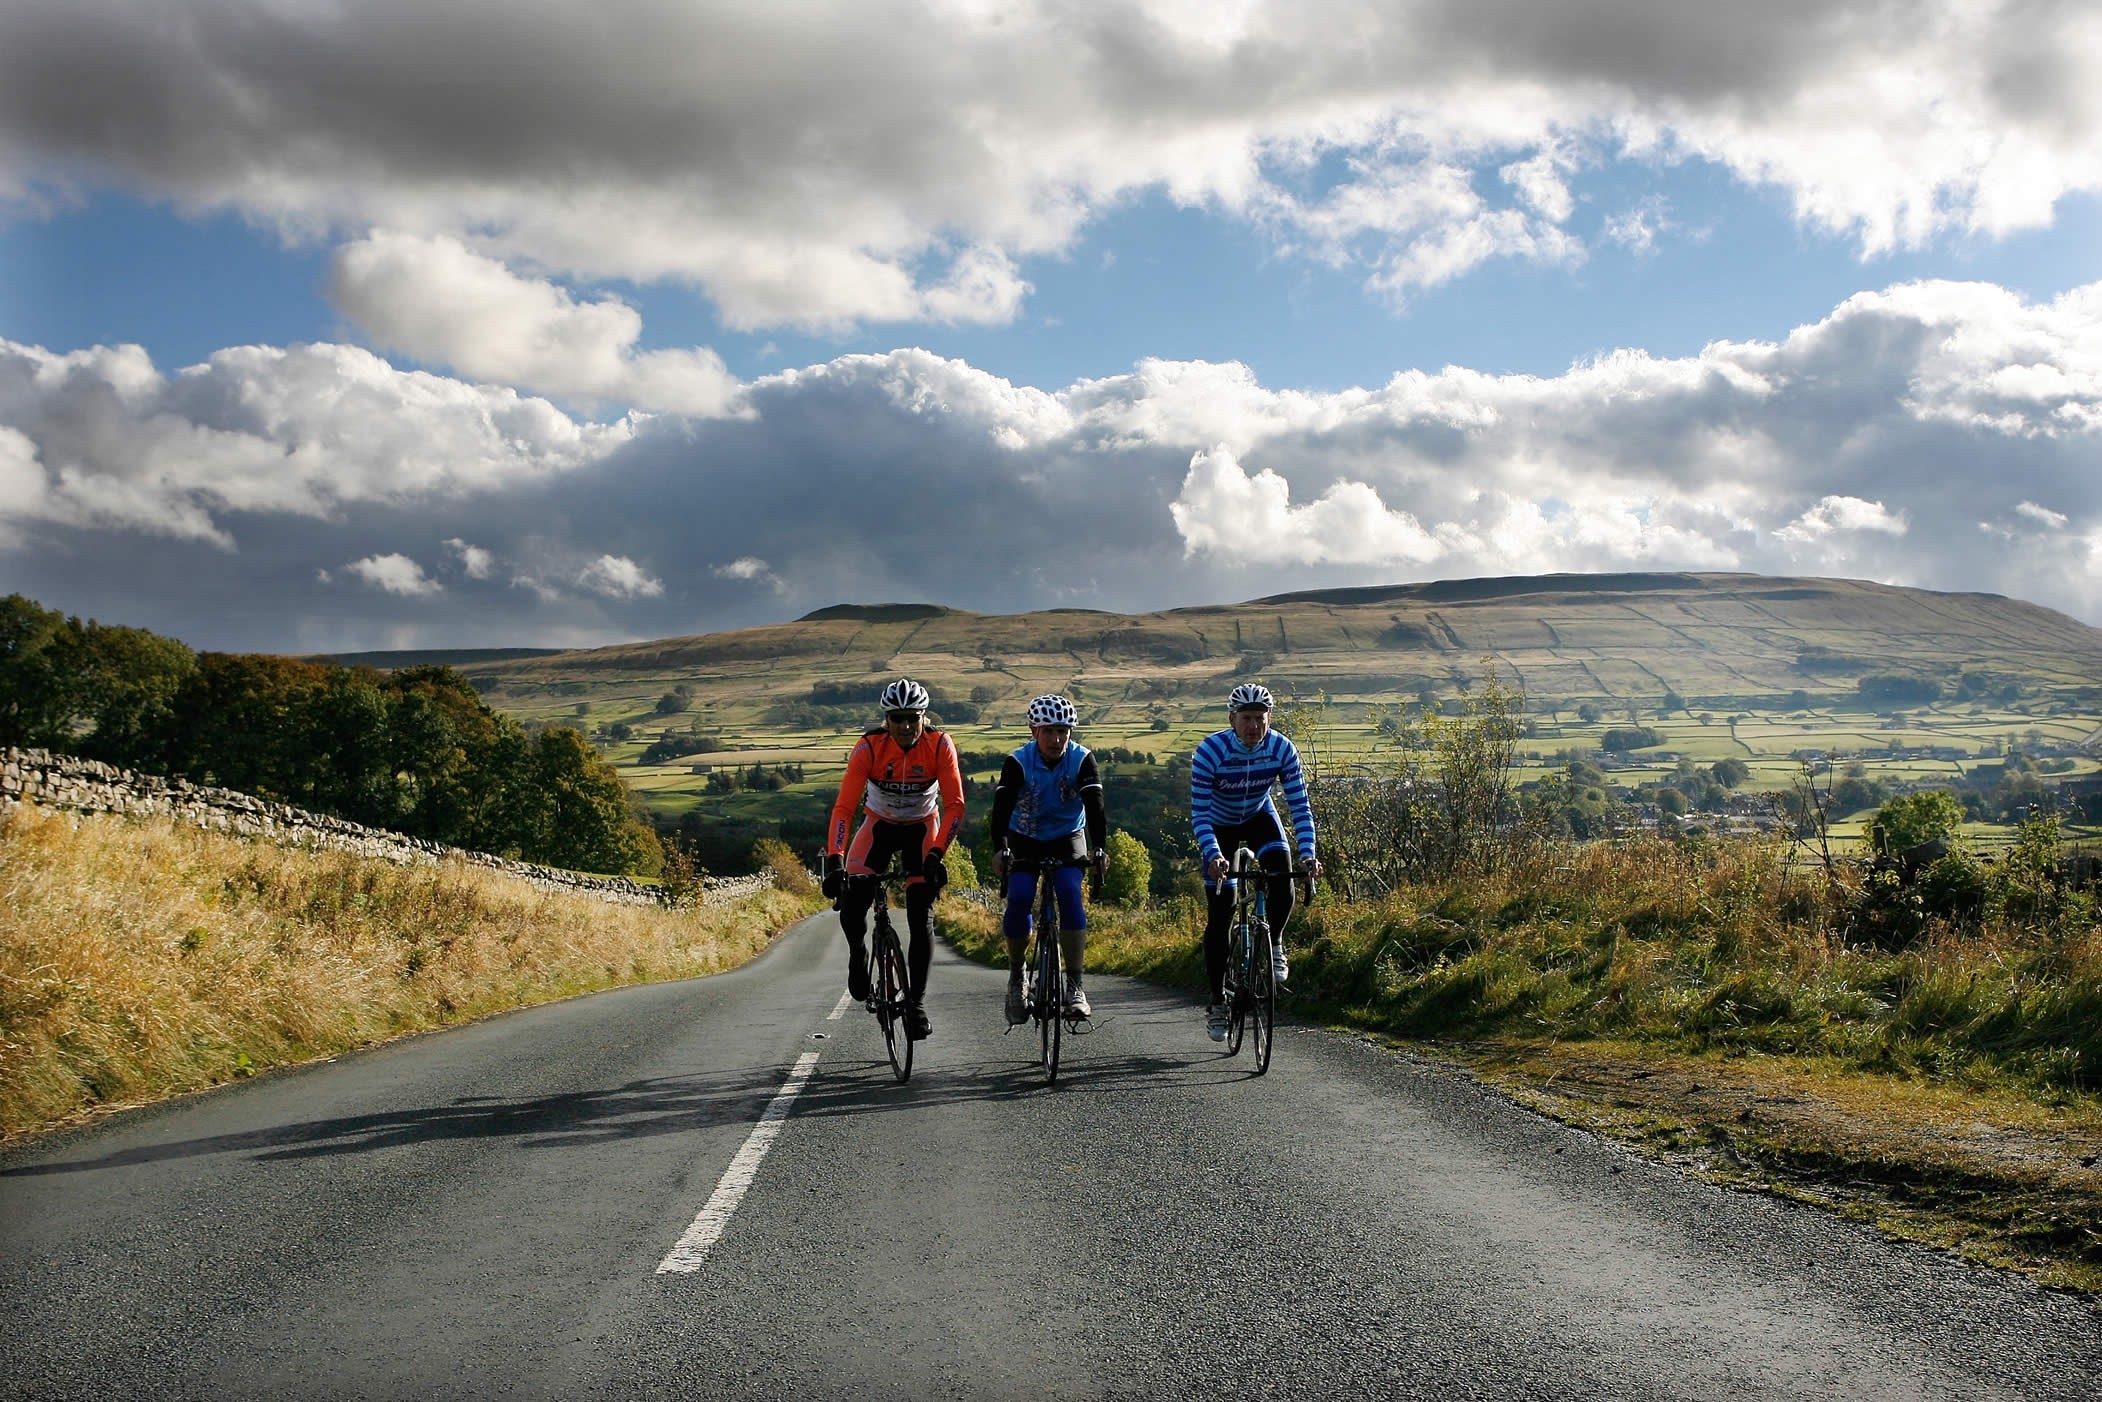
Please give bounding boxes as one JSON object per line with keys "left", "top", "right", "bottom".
{"left": 880, "top": 677, "right": 930, "bottom": 712}
{"left": 1027, "top": 694, "right": 1078, "bottom": 726}
{"left": 1228, "top": 682, "right": 1274, "bottom": 712}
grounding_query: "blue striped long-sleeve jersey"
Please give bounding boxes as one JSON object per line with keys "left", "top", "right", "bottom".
{"left": 1189, "top": 728, "right": 1316, "bottom": 866}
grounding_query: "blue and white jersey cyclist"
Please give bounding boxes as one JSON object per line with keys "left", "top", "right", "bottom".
{"left": 1190, "top": 682, "right": 1323, "bottom": 1042}
{"left": 988, "top": 694, "right": 1108, "bottom": 1023}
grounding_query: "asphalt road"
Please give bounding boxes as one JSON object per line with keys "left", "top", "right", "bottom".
{"left": 3, "top": 912, "right": 2097, "bottom": 1401}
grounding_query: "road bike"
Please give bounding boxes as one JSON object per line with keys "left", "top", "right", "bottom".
{"left": 836, "top": 869, "right": 916, "bottom": 1082}
{"left": 1009, "top": 853, "right": 1097, "bottom": 1084}
{"left": 1219, "top": 844, "right": 1313, "bottom": 1075}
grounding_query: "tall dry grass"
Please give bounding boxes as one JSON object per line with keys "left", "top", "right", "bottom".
{"left": 948, "top": 834, "right": 2102, "bottom": 1098}
{"left": 0, "top": 803, "right": 816, "bottom": 1138}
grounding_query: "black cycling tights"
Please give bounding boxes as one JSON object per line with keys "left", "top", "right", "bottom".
{"left": 838, "top": 880, "right": 935, "bottom": 1000}
{"left": 1203, "top": 871, "right": 1296, "bottom": 1002}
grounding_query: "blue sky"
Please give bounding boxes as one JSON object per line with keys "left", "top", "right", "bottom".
{"left": 3, "top": 1, "right": 2100, "bottom": 651}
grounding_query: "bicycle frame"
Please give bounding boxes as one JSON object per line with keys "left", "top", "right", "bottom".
{"left": 1220, "top": 844, "right": 1276, "bottom": 1074}
{"left": 1009, "top": 854, "right": 1094, "bottom": 1084}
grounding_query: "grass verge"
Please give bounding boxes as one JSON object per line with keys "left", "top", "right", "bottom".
{"left": 0, "top": 802, "right": 819, "bottom": 1141}
{"left": 941, "top": 837, "right": 2102, "bottom": 1292}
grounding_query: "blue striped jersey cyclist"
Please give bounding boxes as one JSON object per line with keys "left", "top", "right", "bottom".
{"left": 988, "top": 694, "right": 1108, "bottom": 1023}
{"left": 1191, "top": 682, "right": 1322, "bottom": 1043}
{"left": 820, "top": 677, "right": 965, "bottom": 1043}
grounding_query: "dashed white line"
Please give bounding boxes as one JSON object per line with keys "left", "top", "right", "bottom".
{"left": 826, "top": 989, "right": 854, "bottom": 1021}
{"left": 655, "top": 1049, "right": 823, "bottom": 1275}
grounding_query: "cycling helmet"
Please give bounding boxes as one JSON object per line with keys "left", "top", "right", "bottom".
{"left": 880, "top": 677, "right": 930, "bottom": 713}
{"left": 1228, "top": 682, "right": 1274, "bottom": 712}
{"left": 1027, "top": 694, "right": 1078, "bottom": 727}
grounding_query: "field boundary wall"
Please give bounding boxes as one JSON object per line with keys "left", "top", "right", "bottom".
{"left": 0, "top": 746, "right": 772, "bottom": 907}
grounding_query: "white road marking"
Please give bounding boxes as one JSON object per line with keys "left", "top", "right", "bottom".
{"left": 826, "top": 989, "right": 854, "bottom": 1021}
{"left": 656, "top": 1049, "right": 823, "bottom": 1275}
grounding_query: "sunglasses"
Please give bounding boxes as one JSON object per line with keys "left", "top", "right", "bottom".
{"left": 886, "top": 710, "right": 925, "bottom": 723}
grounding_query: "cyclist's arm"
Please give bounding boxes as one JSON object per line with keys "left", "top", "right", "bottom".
{"left": 826, "top": 735, "right": 876, "bottom": 854}
{"left": 931, "top": 730, "right": 966, "bottom": 852}
{"left": 988, "top": 754, "right": 1024, "bottom": 844}
{"left": 1076, "top": 751, "right": 1107, "bottom": 852}
{"left": 1277, "top": 737, "right": 1317, "bottom": 863}
{"left": 1190, "top": 739, "right": 1222, "bottom": 867}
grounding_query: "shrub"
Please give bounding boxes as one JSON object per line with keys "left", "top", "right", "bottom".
{"left": 1103, "top": 829, "right": 1152, "bottom": 906}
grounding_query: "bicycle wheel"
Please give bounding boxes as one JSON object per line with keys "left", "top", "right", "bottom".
{"left": 875, "top": 918, "right": 912, "bottom": 1081}
{"left": 1036, "top": 879, "right": 1061, "bottom": 1081}
{"left": 1248, "top": 918, "right": 1275, "bottom": 1075}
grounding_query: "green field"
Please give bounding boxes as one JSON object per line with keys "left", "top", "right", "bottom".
{"left": 459, "top": 573, "right": 2102, "bottom": 857}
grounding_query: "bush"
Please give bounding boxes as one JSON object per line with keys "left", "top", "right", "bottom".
{"left": 1601, "top": 726, "right": 1663, "bottom": 752}
{"left": 1868, "top": 790, "right": 1964, "bottom": 854}
{"left": 1103, "top": 829, "right": 1152, "bottom": 906}
{"left": 754, "top": 838, "right": 816, "bottom": 897}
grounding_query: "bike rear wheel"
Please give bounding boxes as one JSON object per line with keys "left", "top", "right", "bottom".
{"left": 1248, "top": 918, "right": 1275, "bottom": 1075}
{"left": 875, "top": 920, "right": 912, "bottom": 1081}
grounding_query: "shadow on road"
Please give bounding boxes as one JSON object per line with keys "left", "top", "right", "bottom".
{"left": 2, "top": 1026, "right": 1274, "bottom": 1178}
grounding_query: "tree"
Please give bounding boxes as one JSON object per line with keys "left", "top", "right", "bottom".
{"left": 1867, "top": 790, "right": 1964, "bottom": 854}
{"left": 1711, "top": 757, "right": 1751, "bottom": 788}
{"left": 0, "top": 594, "right": 75, "bottom": 747}
{"left": 1102, "top": 829, "right": 1152, "bottom": 905}
{"left": 1575, "top": 702, "right": 1603, "bottom": 723}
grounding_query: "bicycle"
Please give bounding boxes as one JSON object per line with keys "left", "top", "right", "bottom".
{"left": 835, "top": 869, "right": 916, "bottom": 1082}
{"left": 1219, "top": 844, "right": 1313, "bottom": 1075}
{"left": 1008, "top": 853, "right": 1098, "bottom": 1084}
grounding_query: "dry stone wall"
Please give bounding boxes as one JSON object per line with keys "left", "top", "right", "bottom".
{"left": 0, "top": 747, "right": 772, "bottom": 907}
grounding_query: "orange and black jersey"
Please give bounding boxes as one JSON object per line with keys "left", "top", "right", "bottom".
{"left": 826, "top": 726, "right": 965, "bottom": 853}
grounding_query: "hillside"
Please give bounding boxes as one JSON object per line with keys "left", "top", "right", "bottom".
{"left": 468, "top": 571, "right": 2102, "bottom": 723}
{"left": 459, "top": 572, "right": 2102, "bottom": 855}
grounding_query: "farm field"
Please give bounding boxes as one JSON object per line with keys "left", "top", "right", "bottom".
{"left": 453, "top": 573, "right": 2102, "bottom": 859}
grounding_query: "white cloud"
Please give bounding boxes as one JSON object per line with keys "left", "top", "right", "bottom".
{"left": 446, "top": 537, "right": 496, "bottom": 578}
{"left": 346, "top": 552, "right": 441, "bottom": 596}
{"left": 330, "top": 232, "right": 743, "bottom": 414}
{"left": 6, "top": 276, "right": 2102, "bottom": 640}
{"left": 0, "top": 336, "right": 630, "bottom": 545}
{"left": 577, "top": 554, "right": 663, "bottom": 599}
{"left": 1773, "top": 496, "right": 1909, "bottom": 544}
{"left": 1170, "top": 446, "right": 1447, "bottom": 565}
{"left": 6, "top": 2, "right": 2096, "bottom": 329}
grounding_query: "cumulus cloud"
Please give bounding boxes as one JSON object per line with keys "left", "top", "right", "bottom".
{"left": 0, "top": 337, "right": 630, "bottom": 545}
{"left": 346, "top": 552, "right": 440, "bottom": 596}
{"left": 331, "top": 232, "right": 742, "bottom": 414}
{"left": 446, "top": 537, "right": 497, "bottom": 579}
{"left": 5, "top": 2, "right": 2097, "bottom": 330}
{"left": 576, "top": 555, "right": 663, "bottom": 599}
{"left": 5, "top": 277, "right": 2102, "bottom": 645}
{"left": 1773, "top": 495, "right": 1909, "bottom": 544}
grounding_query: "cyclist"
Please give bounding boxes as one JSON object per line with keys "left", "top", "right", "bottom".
{"left": 1190, "top": 682, "right": 1322, "bottom": 1042}
{"left": 988, "top": 694, "right": 1108, "bottom": 1023}
{"left": 820, "top": 677, "right": 964, "bottom": 1041}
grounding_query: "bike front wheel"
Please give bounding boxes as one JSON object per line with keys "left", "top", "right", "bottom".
{"left": 1248, "top": 919, "right": 1275, "bottom": 1075}
{"left": 1037, "top": 936, "right": 1062, "bottom": 1083}
{"left": 1223, "top": 922, "right": 1248, "bottom": 1057}
{"left": 876, "top": 925, "right": 912, "bottom": 1082}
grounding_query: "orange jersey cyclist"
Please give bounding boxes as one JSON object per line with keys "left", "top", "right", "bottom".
{"left": 988, "top": 694, "right": 1107, "bottom": 1024}
{"left": 820, "top": 678, "right": 964, "bottom": 1042}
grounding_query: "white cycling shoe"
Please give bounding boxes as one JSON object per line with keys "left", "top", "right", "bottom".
{"left": 1064, "top": 982, "right": 1091, "bottom": 1018}
{"left": 1205, "top": 1003, "right": 1229, "bottom": 1042}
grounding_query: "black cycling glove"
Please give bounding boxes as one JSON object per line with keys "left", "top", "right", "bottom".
{"left": 921, "top": 848, "right": 949, "bottom": 892}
